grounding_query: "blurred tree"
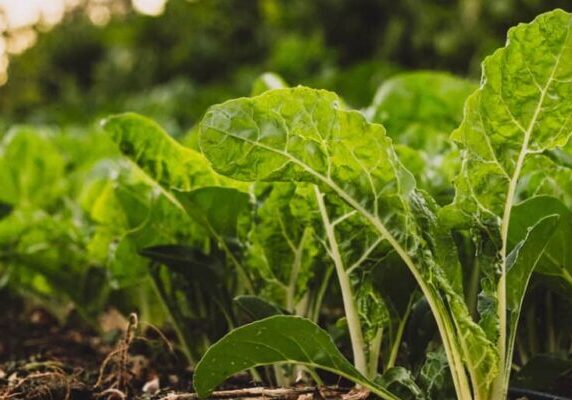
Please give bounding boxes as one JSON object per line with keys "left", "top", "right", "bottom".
{"left": 0, "top": 0, "right": 570, "bottom": 129}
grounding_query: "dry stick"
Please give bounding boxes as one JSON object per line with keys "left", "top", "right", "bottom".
{"left": 119, "top": 313, "right": 139, "bottom": 392}
{"left": 158, "top": 386, "right": 363, "bottom": 400}
{"left": 95, "top": 312, "right": 139, "bottom": 395}
{"left": 95, "top": 348, "right": 125, "bottom": 388}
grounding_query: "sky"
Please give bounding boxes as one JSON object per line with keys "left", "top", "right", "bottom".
{"left": 0, "top": 0, "right": 168, "bottom": 84}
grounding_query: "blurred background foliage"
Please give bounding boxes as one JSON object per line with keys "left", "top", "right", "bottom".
{"left": 0, "top": 0, "right": 570, "bottom": 133}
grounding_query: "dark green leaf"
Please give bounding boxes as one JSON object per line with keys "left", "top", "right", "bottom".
{"left": 193, "top": 315, "right": 400, "bottom": 400}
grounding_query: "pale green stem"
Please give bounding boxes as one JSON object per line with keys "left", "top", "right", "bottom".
{"left": 273, "top": 365, "right": 290, "bottom": 387}
{"left": 368, "top": 328, "right": 383, "bottom": 379}
{"left": 387, "top": 295, "right": 414, "bottom": 370}
{"left": 286, "top": 229, "right": 310, "bottom": 312}
{"left": 314, "top": 185, "right": 368, "bottom": 377}
{"left": 311, "top": 265, "right": 334, "bottom": 323}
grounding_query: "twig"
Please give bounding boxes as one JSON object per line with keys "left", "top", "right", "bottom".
{"left": 158, "top": 386, "right": 359, "bottom": 400}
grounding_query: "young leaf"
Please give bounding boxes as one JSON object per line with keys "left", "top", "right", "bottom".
{"left": 510, "top": 196, "right": 572, "bottom": 288}
{"left": 505, "top": 215, "right": 559, "bottom": 374}
{"left": 193, "top": 315, "right": 401, "bottom": 400}
{"left": 377, "top": 367, "right": 425, "bottom": 400}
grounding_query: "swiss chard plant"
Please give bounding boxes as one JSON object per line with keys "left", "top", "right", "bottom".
{"left": 182, "top": 9, "right": 572, "bottom": 400}
{"left": 0, "top": 126, "right": 117, "bottom": 322}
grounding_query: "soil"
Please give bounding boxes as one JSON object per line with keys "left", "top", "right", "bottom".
{"left": 2, "top": 303, "right": 570, "bottom": 400}
{"left": 0, "top": 304, "right": 355, "bottom": 400}
{"left": 0, "top": 304, "right": 201, "bottom": 399}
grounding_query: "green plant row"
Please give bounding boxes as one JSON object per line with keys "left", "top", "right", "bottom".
{"left": 1, "top": 9, "right": 572, "bottom": 400}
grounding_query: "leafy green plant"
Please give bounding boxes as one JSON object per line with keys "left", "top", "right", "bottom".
{"left": 188, "top": 9, "right": 572, "bottom": 400}
{"left": 0, "top": 126, "right": 116, "bottom": 321}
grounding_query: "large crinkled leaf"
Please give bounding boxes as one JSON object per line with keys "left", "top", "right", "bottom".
{"left": 102, "top": 113, "right": 253, "bottom": 289}
{"left": 199, "top": 86, "right": 494, "bottom": 398}
{"left": 102, "top": 112, "right": 225, "bottom": 191}
{"left": 193, "top": 315, "right": 400, "bottom": 400}
{"left": 80, "top": 163, "right": 207, "bottom": 285}
{"left": 450, "top": 10, "right": 572, "bottom": 223}
{"left": 200, "top": 87, "right": 416, "bottom": 249}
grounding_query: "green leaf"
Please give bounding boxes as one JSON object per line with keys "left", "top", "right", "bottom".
{"left": 506, "top": 215, "right": 559, "bottom": 373}
{"left": 510, "top": 196, "right": 572, "bottom": 287}
{"left": 102, "top": 114, "right": 252, "bottom": 289}
{"left": 103, "top": 112, "right": 224, "bottom": 191}
{"left": 418, "top": 349, "right": 456, "bottom": 399}
{"left": 0, "top": 127, "right": 66, "bottom": 207}
{"left": 176, "top": 187, "right": 251, "bottom": 239}
{"left": 193, "top": 315, "right": 400, "bottom": 400}
{"left": 367, "top": 72, "right": 476, "bottom": 203}
{"left": 446, "top": 9, "right": 572, "bottom": 396}
{"left": 376, "top": 367, "right": 425, "bottom": 400}
{"left": 518, "top": 154, "right": 572, "bottom": 208}
{"left": 246, "top": 183, "right": 320, "bottom": 311}
{"left": 367, "top": 71, "right": 476, "bottom": 151}
{"left": 451, "top": 10, "right": 572, "bottom": 223}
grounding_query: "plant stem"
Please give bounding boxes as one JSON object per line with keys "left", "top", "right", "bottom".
{"left": 316, "top": 178, "right": 472, "bottom": 399}
{"left": 368, "top": 328, "right": 383, "bottom": 378}
{"left": 386, "top": 295, "right": 414, "bottom": 370}
{"left": 467, "top": 239, "right": 481, "bottom": 319}
{"left": 148, "top": 267, "right": 195, "bottom": 366}
{"left": 311, "top": 265, "right": 334, "bottom": 323}
{"left": 314, "top": 186, "right": 368, "bottom": 377}
{"left": 273, "top": 365, "right": 289, "bottom": 387}
{"left": 546, "top": 291, "right": 556, "bottom": 353}
{"left": 286, "top": 229, "right": 310, "bottom": 312}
